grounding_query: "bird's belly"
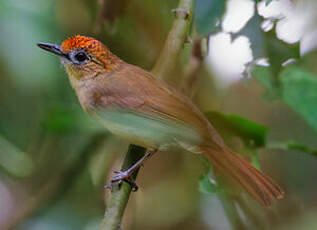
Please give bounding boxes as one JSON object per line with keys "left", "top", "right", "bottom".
{"left": 94, "top": 109, "right": 203, "bottom": 151}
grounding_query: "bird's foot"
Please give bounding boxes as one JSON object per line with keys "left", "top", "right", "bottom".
{"left": 105, "top": 149, "right": 158, "bottom": 192}
{"left": 112, "top": 170, "right": 131, "bottom": 182}
{"left": 105, "top": 170, "right": 138, "bottom": 191}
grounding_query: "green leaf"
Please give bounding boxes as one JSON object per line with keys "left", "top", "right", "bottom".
{"left": 252, "top": 65, "right": 280, "bottom": 100}
{"left": 205, "top": 111, "right": 268, "bottom": 147}
{"left": 253, "top": 55, "right": 317, "bottom": 133}
{"left": 233, "top": 12, "right": 264, "bottom": 59}
{"left": 280, "top": 66, "right": 317, "bottom": 131}
{"left": 251, "top": 28, "right": 299, "bottom": 101}
{"left": 194, "top": 0, "right": 226, "bottom": 35}
{"left": 236, "top": 11, "right": 299, "bottom": 102}
{"left": 199, "top": 173, "right": 223, "bottom": 195}
{"left": 0, "top": 136, "right": 34, "bottom": 177}
{"left": 265, "top": 29, "right": 300, "bottom": 76}
{"left": 234, "top": 3, "right": 299, "bottom": 67}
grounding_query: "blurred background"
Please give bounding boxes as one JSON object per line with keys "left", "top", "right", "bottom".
{"left": 1, "top": 0, "right": 317, "bottom": 229}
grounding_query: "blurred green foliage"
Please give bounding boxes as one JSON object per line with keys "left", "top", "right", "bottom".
{"left": 195, "top": 0, "right": 225, "bottom": 35}
{"left": 0, "top": 136, "right": 34, "bottom": 177}
{"left": 206, "top": 111, "right": 268, "bottom": 147}
{"left": 253, "top": 65, "right": 280, "bottom": 99}
{"left": 281, "top": 66, "right": 317, "bottom": 131}
{"left": 199, "top": 172, "right": 223, "bottom": 195}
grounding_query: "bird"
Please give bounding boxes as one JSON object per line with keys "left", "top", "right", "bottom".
{"left": 37, "top": 35, "right": 284, "bottom": 207}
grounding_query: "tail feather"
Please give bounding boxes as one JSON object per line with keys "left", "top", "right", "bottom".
{"left": 229, "top": 149, "right": 284, "bottom": 200}
{"left": 202, "top": 146, "right": 284, "bottom": 207}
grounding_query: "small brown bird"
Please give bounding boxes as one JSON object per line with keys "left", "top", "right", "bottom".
{"left": 37, "top": 35, "right": 284, "bottom": 207}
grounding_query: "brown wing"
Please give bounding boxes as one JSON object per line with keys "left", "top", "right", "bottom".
{"left": 93, "top": 64, "right": 224, "bottom": 146}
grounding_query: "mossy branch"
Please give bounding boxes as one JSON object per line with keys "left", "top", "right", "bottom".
{"left": 98, "top": 0, "right": 194, "bottom": 229}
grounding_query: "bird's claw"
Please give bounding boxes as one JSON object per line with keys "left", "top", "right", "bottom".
{"left": 112, "top": 170, "right": 130, "bottom": 180}
{"left": 104, "top": 183, "right": 113, "bottom": 190}
{"left": 105, "top": 170, "right": 139, "bottom": 191}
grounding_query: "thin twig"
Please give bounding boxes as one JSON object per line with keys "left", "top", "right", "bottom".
{"left": 180, "top": 38, "right": 205, "bottom": 97}
{"left": 152, "top": 0, "right": 194, "bottom": 81}
{"left": 267, "top": 141, "right": 317, "bottom": 157}
{"left": 98, "top": 0, "right": 194, "bottom": 230}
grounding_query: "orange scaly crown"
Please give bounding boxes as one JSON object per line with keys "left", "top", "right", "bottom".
{"left": 61, "top": 35, "right": 103, "bottom": 53}
{"left": 61, "top": 35, "right": 122, "bottom": 71}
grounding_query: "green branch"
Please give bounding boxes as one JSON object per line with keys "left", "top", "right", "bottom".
{"left": 152, "top": 0, "right": 194, "bottom": 81}
{"left": 98, "top": 0, "right": 194, "bottom": 230}
{"left": 267, "top": 141, "right": 317, "bottom": 156}
{"left": 98, "top": 145, "right": 145, "bottom": 230}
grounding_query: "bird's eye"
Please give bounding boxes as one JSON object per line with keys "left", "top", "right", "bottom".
{"left": 70, "top": 50, "right": 90, "bottom": 64}
{"left": 75, "top": 52, "right": 88, "bottom": 62}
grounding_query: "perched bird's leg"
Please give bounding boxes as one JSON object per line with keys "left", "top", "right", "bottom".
{"left": 107, "top": 149, "right": 158, "bottom": 191}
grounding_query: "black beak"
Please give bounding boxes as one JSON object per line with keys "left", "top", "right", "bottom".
{"left": 37, "top": 42, "right": 66, "bottom": 57}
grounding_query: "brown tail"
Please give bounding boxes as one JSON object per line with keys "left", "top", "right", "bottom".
{"left": 202, "top": 145, "right": 284, "bottom": 207}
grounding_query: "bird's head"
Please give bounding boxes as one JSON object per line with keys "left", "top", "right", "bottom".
{"left": 37, "top": 35, "right": 122, "bottom": 80}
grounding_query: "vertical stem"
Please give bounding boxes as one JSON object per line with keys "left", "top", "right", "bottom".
{"left": 98, "top": 145, "right": 146, "bottom": 230}
{"left": 152, "top": 0, "right": 194, "bottom": 81}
